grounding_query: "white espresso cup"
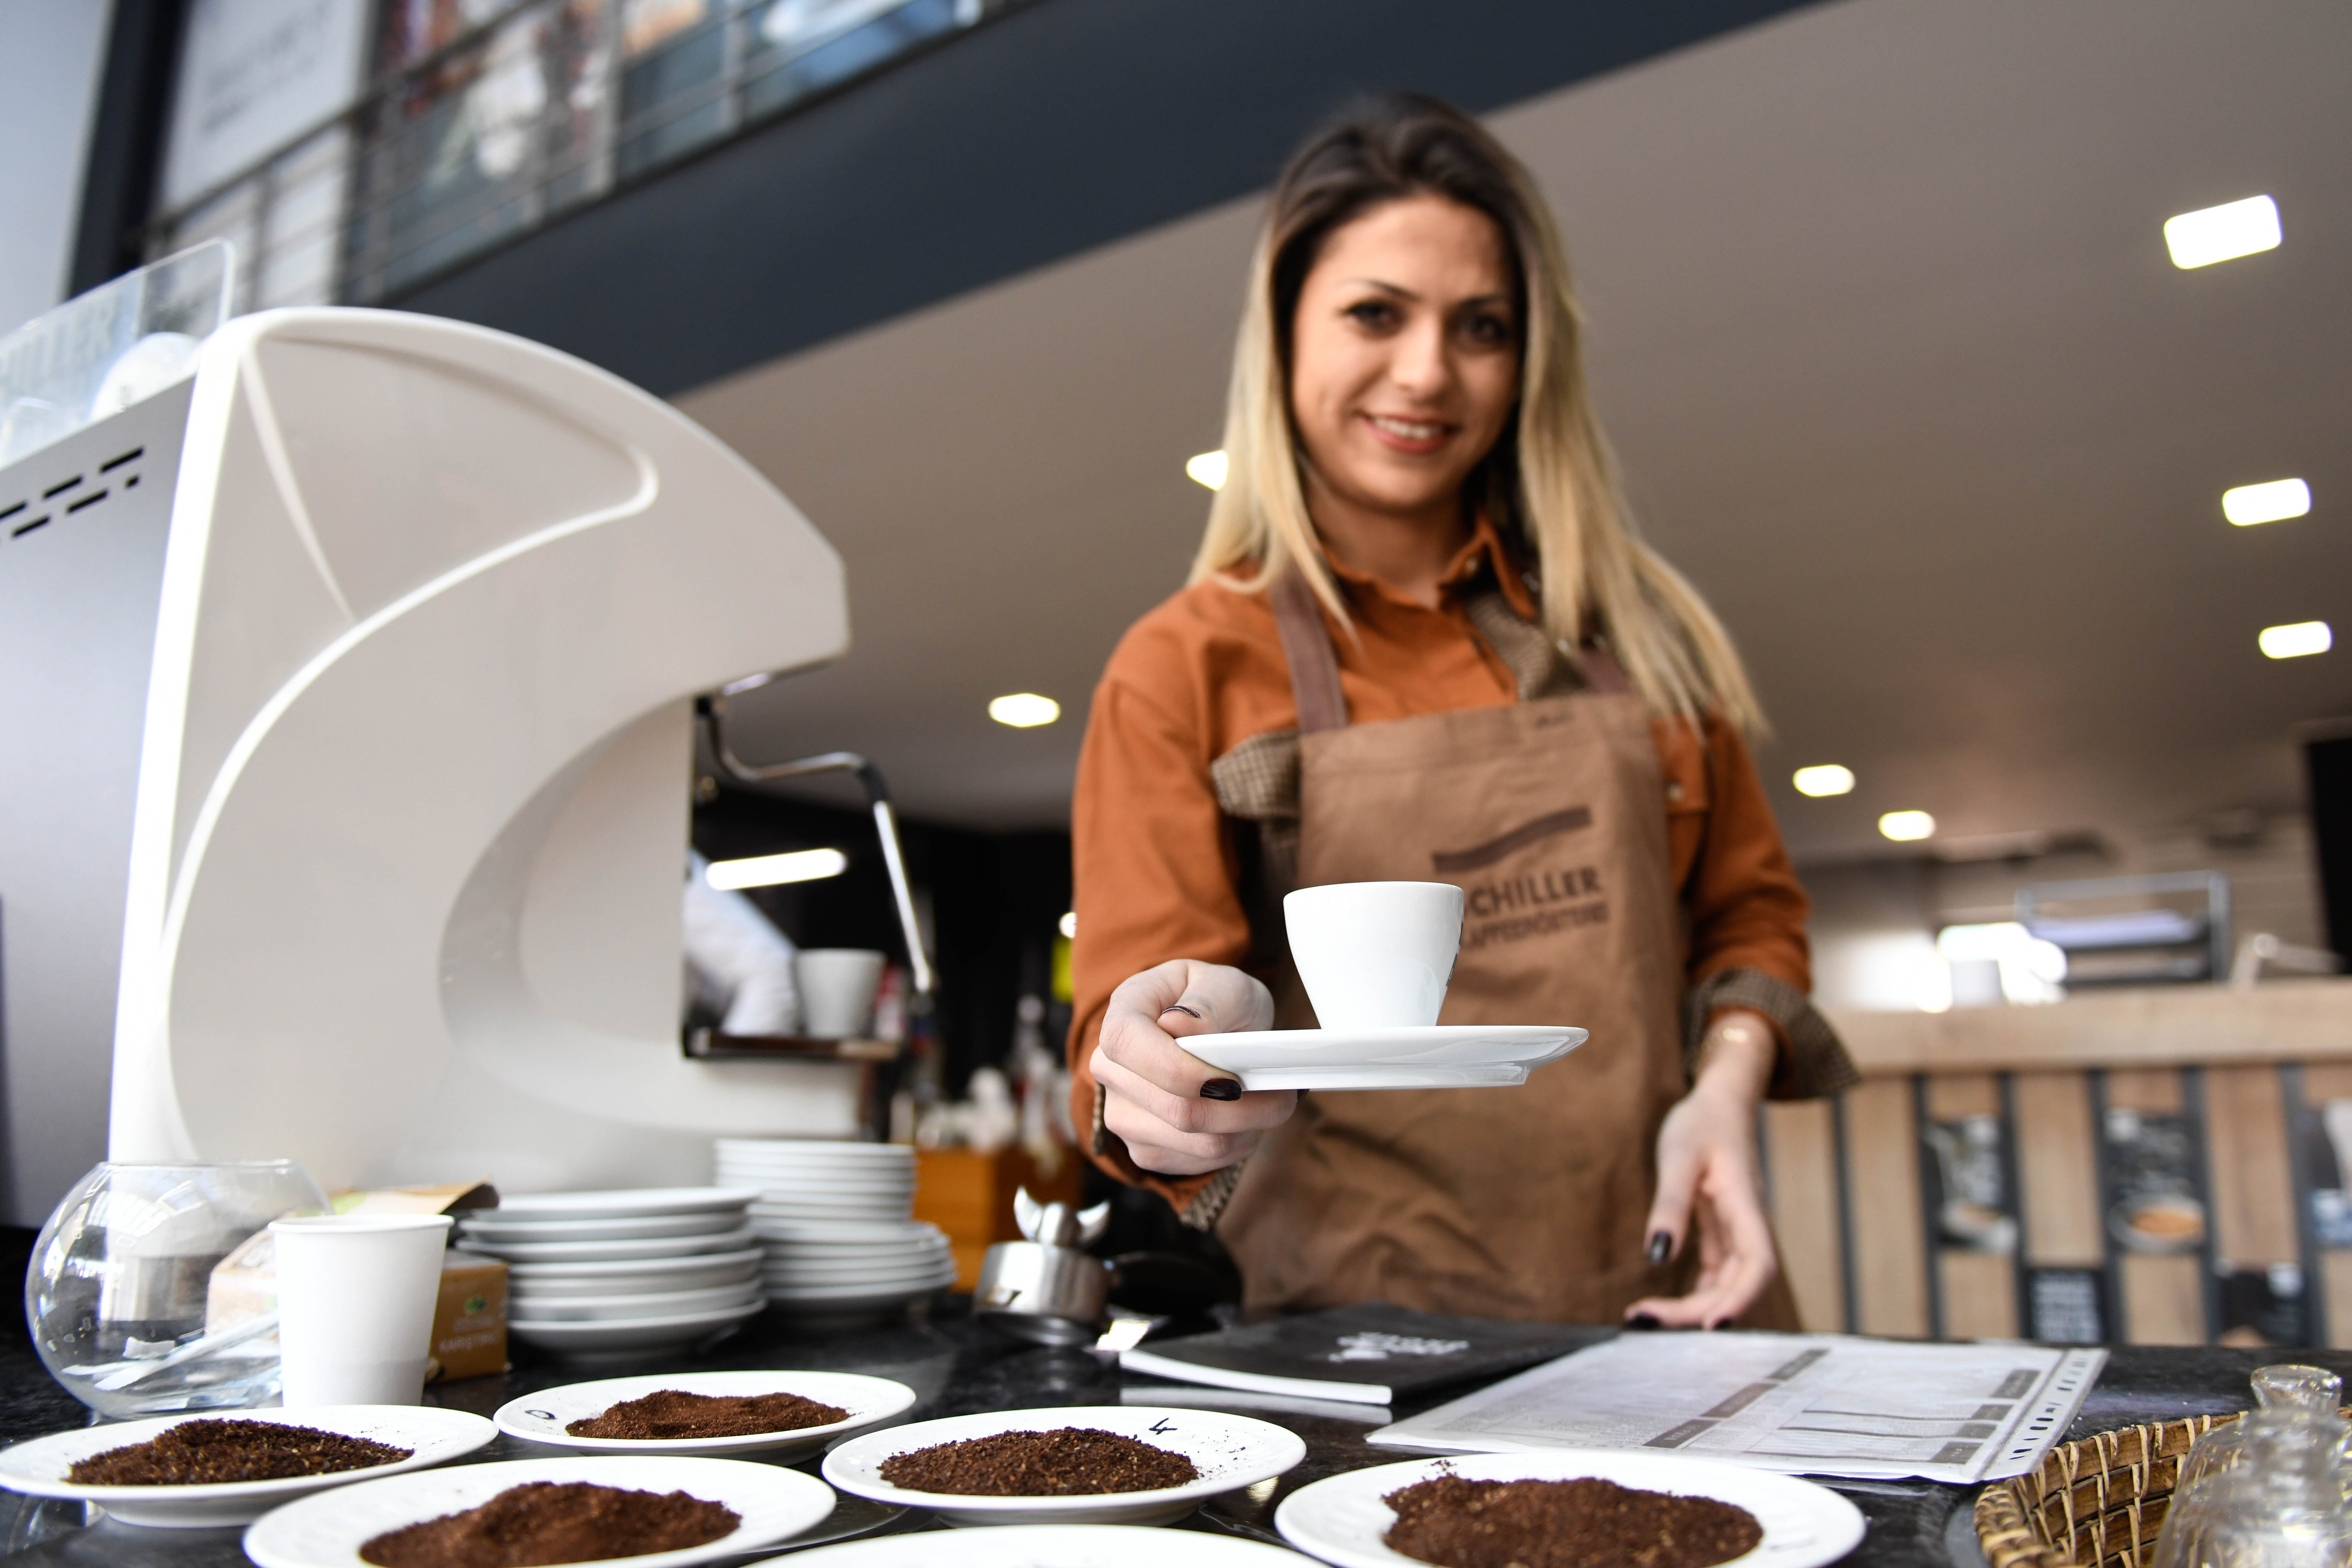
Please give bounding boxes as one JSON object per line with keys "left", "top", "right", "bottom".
{"left": 796, "top": 948, "right": 887, "bottom": 1038}
{"left": 1284, "top": 881, "right": 1465, "bottom": 1031}
{"left": 269, "top": 1214, "right": 451, "bottom": 1407}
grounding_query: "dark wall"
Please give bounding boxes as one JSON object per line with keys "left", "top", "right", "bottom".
{"left": 692, "top": 786, "right": 1069, "bottom": 1091}
{"left": 392, "top": 0, "right": 1821, "bottom": 396}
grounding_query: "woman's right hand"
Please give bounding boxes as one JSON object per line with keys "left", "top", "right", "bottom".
{"left": 1091, "top": 960, "right": 1295, "bottom": 1177}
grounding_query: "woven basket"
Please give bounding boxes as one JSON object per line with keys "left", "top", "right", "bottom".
{"left": 1974, "top": 1413, "right": 2239, "bottom": 1568}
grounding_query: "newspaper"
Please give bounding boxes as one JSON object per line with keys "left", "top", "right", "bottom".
{"left": 1370, "top": 1332, "right": 2105, "bottom": 1484}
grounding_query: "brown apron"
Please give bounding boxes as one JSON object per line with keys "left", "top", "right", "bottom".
{"left": 1216, "top": 574, "right": 1800, "bottom": 1328}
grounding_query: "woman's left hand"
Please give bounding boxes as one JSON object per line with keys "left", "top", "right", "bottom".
{"left": 1624, "top": 1011, "right": 1779, "bottom": 1330}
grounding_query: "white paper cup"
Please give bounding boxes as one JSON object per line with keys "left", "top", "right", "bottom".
{"left": 796, "top": 949, "right": 886, "bottom": 1039}
{"left": 1284, "top": 881, "right": 1464, "bottom": 1031}
{"left": 269, "top": 1215, "right": 452, "bottom": 1407}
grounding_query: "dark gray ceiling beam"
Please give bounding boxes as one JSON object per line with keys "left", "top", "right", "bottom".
{"left": 394, "top": 0, "right": 1821, "bottom": 397}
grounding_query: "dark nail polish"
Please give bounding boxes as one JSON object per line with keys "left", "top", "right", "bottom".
{"left": 1707, "top": 1318, "right": 1731, "bottom": 1332}
{"left": 1647, "top": 1230, "right": 1672, "bottom": 1265}
{"left": 1162, "top": 1003, "right": 1202, "bottom": 1019}
{"left": 1198, "top": 1078, "right": 1243, "bottom": 1101}
{"left": 1627, "top": 1313, "right": 1662, "bottom": 1330}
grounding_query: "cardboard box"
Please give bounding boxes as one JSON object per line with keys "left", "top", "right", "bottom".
{"left": 428, "top": 1251, "right": 508, "bottom": 1383}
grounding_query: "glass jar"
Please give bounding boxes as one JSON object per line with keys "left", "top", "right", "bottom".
{"left": 2178, "top": 1366, "right": 2350, "bottom": 1497}
{"left": 2155, "top": 1409, "right": 2352, "bottom": 1568}
{"left": 24, "top": 1161, "right": 329, "bottom": 1418}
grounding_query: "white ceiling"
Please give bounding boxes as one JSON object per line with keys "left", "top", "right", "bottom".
{"left": 676, "top": 0, "right": 2352, "bottom": 863}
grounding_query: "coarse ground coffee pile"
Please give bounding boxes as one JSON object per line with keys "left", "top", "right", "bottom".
{"left": 1383, "top": 1474, "right": 1763, "bottom": 1568}
{"left": 358, "top": 1481, "right": 739, "bottom": 1568}
{"left": 67, "top": 1420, "right": 412, "bottom": 1486}
{"left": 877, "top": 1428, "right": 1200, "bottom": 1495}
{"left": 565, "top": 1389, "right": 848, "bottom": 1440}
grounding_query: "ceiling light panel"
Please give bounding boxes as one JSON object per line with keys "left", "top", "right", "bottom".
{"left": 1878, "top": 810, "right": 1936, "bottom": 842}
{"left": 2223, "top": 478, "right": 2311, "bottom": 526}
{"left": 2163, "top": 194, "right": 2280, "bottom": 269}
{"left": 1792, "top": 765, "right": 1855, "bottom": 797}
{"left": 707, "top": 848, "right": 849, "bottom": 889}
{"left": 1186, "top": 450, "right": 1228, "bottom": 490}
{"left": 989, "top": 693, "right": 1061, "bottom": 727}
{"left": 2259, "top": 621, "right": 2331, "bottom": 660}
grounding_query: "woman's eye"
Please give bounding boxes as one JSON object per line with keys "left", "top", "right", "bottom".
{"left": 1460, "top": 313, "right": 1514, "bottom": 348}
{"left": 1345, "top": 301, "right": 1400, "bottom": 330}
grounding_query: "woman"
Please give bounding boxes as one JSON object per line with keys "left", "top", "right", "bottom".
{"left": 1067, "top": 95, "right": 1854, "bottom": 1329}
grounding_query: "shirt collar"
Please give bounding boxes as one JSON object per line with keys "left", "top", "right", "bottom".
{"left": 1317, "top": 514, "right": 1540, "bottom": 621}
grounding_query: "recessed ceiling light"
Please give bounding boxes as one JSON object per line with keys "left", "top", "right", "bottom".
{"left": 1792, "top": 764, "right": 1855, "bottom": 797}
{"left": 1186, "top": 450, "right": 1229, "bottom": 490}
{"left": 1878, "top": 810, "right": 1936, "bottom": 842}
{"left": 2259, "top": 621, "right": 2331, "bottom": 660}
{"left": 989, "top": 693, "right": 1061, "bottom": 727}
{"left": 1058, "top": 911, "right": 1077, "bottom": 939}
{"left": 2223, "top": 478, "right": 2311, "bottom": 526}
{"left": 706, "top": 847, "right": 848, "bottom": 890}
{"left": 2164, "top": 194, "right": 2280, "bottom": 269}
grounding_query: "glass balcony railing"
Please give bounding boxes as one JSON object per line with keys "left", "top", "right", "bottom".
{"left": 146, "top": 0, "right": 991, "bottom": 313}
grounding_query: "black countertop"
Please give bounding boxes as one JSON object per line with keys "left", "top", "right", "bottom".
{"left": 1, "top": 1305, "right": 2338, "bottom": 1565}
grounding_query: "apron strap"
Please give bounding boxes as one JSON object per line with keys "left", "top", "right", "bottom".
{"left": 1270, "top": 570, "right": 1349, "bottom": 734}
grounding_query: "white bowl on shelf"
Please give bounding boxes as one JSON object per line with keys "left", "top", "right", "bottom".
{"left": 453, "top": 1225, "right": 757, "bottom": 1263}
{"left": 481, "top": 1187, "right": 763, "bottom": 1221}
{"left": 506, "top": 1300, "right": 767, "bottom": 1355}
{"left": 458, "top": 1211, "right": 746, "bottom": 1243}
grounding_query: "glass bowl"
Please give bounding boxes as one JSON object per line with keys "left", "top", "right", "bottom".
{"left": 25, "top": 1161, "right": 330, "bottom": 1418}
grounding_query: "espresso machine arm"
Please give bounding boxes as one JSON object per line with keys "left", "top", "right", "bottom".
{"left": 695, "top": 691, "right": 935, "bottom": 998}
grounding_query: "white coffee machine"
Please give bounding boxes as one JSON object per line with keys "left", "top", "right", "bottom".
{"left": 0, "top": 245, "right": 891, "bottom": 1221}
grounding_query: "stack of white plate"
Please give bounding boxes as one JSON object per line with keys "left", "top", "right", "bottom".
{"left": 452, "top": 1188, "right": 763, "bottom": 1354}
{"left": 714, "top": 1140, "right": 955, "bottom": 1315}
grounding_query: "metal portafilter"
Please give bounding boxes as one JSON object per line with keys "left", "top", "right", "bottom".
{"left": 974, "top": 1189, "right": 1242, "bottom": 1347}
{"left": 974, "top": 1190, "right": 1114, "bottom": 1347}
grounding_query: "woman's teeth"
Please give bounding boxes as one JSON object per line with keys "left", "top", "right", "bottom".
{"left": 1368, "top": 415, "right": 1444, "bottom": 440}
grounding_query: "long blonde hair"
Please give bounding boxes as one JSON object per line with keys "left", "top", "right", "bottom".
{"left": 1189, "top": 94, "right": 1763, "bottom": 733}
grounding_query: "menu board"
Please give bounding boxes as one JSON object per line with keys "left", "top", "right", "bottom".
{"left": 1370, "top": 1332, "right": 2105, "bottom": 1484}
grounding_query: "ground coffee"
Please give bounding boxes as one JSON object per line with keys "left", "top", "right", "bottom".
{"left": 1383, "top": 1474, "right": 1763, "bottom": 1568}
{"left": 565, "top": 1388, "right": 848, "bottom": 1441}
{"left": 358, "top": 1481, "right": 739, "bottom": 1567}
{"left": 67, "top": 1420, "right": 412, "bottom": 1486}
{"left": 877, "top": 1428, "right": 1199, "bottom": 1495}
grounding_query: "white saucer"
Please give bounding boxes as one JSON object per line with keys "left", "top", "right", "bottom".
{"left": 822, "top": 1406, "right": 1306, "bottom": 1527}
{"left": 507, "top": 1299, "right": 766, "bottom": 1354}
{"left": 776, "top": 1523, "right": 1312, "bottom": 1564}
{"left": 458, "top": 1211, "right": 746, "bottom": 1243}
{"left": 455, "top": 1225, "right": 757, "bottom": 1262}
{"left": 0, "top": 1406, "right": 496, "bottom": 1528}
{"left": 1183, "top": 1023, "right": 1584, "bottom": 1090}
{"left": 1273, "top": 1450, "right": 1865, "bottom": 1568}
{"left": 503, "top": 1246, "right": 764, "bottom": 1284}
{"left": 494, "top": 1370, "right": 919, "bottom": 1458}
{"left": 482, "top": 1187, "right": 763, "bottom": 1222}
{"left": 510, "top": 1283, "right": 763, "bottom": 1322}
{"left": 241, "top": 1454, "right": 833, "bottom": 1568}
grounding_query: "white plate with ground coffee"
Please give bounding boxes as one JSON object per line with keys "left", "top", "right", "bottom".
{"left": 495, "top": 1370, "right": 920, "bottom": 1458}
{"left": 822, "top": 1406, "right": 1306, "bottom": 1527}
{"left": 1273, "top": 1451, "right": 1866, "bottom": 1568}
{"left": 768, "top": 1522, "right": 1314, "bottom": 1563}
{"left": 1182, "top": 1024, "right": 1585, "bottom": 1091}
{"left": 0, "top": 1406, "right": 496, "bottom": 1528}
{"left": 243, "top": 1454, "right": 835, "bottom": 1568}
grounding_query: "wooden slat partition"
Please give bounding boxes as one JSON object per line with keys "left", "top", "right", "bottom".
{"left": 1762, "top": 1099, "right": 1846, "bottom": 1332}
{"left": 1843, "top": 1078, "right": 1929, "bottom": 1337}
{"left": 1751, "top": 979, "right": 2352, "bottom": 1346}
{"left": 2013, "top": 1072, "right": 2102, "bottom": 1266}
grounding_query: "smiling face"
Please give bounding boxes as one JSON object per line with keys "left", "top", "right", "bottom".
{"left": 1287, "top": 193, "right": 1522, "bottom": 533}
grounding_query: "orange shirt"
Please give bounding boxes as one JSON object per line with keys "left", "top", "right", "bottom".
{"left": 1067, "top": 520, "right": 1813, "bottom": 1206}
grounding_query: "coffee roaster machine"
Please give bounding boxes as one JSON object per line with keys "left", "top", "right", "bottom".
{"left": 0, "top": 245, "right": 919, "bottom": 1226}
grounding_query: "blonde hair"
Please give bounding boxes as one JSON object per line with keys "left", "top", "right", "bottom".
{"left": 1189, "top": 95, "right": 1764, "bottom": 734}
